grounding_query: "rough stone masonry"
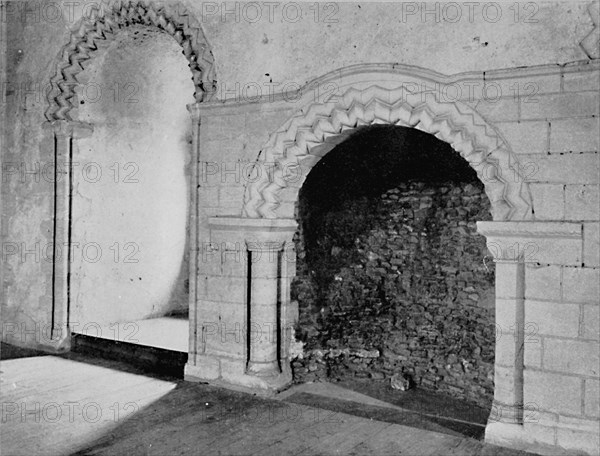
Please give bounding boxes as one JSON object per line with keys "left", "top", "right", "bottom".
{"left": 292, "top": 180, "right": 495, "bottom": 409}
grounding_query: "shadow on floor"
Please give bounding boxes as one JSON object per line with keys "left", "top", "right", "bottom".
{"left": 1, "top": 348, "right": 541, "bottom": 456}
{"left": 1, "top": 342, "right": 49, "bottom": 360}
{"left": 70, "top": 333, "right": 188, "bottom": 378}
{"left": 342, "top": 378, "right": 490, "bottom": 437}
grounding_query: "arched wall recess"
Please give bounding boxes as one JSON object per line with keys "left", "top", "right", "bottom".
{"left": 43, "top": 1, "right": 215, "bottom": 348}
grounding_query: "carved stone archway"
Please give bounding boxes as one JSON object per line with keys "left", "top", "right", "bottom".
{"left": 224, "top": 71, "right": 538, "bottom": 440}
{"left": 43, "top": 1, "right": 214, "bottom": 348}
{"left": 242, "top": 84, "right": 533, "bottom": 222}
{"left": 45, "top": 0, "right": 216, "bottom": 122}
{"left": 150, "top": 62, "right": 591, "bottom": 455}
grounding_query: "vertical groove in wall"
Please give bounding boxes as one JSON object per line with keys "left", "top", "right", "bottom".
{"left": 276, "top": 249, "right": 282, "bottom": 372}
{"left": 246, "top": 250, "right": 252, "bottom": 367}
{"left": 51, "top": 133, "right": 58, "bottom": 337}
{"left": 188, "top": 115, "right": 201, "bottom": 361}
{"left": 581, "top": 378, "right": 586, "bottom": 416}
{"left": 515, "top": 260, "right": 526, "bottom": 424}
{"left": 66, "top": 137, "right": 73, "bottom": 329}
{"left": 0, "top": 1, "right": 7, "bottom": 312}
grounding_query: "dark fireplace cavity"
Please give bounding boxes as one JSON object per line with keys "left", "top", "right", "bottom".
{"left": 290, "top": 125, "right": 495, "bottom": 408}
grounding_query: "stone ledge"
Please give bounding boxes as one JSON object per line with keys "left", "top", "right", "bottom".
{"left": 478, "top": 222, "right": 582, "bottom": 239}
{"left": 209, "top": 217, "right": 298, "bottom": 245}
{"left": 477, "top": 222, "right": 583, "bottom": 265}
{"left": 188, "top": 97, "right": 297, "bottom": 117}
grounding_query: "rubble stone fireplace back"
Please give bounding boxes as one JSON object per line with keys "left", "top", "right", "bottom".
{"left": 291, "top": 126, "right": 496, "bottom": 408}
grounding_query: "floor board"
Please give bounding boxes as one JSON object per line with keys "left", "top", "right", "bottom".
{"left": 1, "top": 354, "right": 542, "bottom": 456}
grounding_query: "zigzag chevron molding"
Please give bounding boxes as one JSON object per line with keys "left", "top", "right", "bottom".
{"left": 242, "top": 84, "right": 533, "bottom": 222}
{"left": 44, "top": 0, "right": 216, "bottom": 121}
{"left": 580, "top": 1, "right": 600, "bottom": 59}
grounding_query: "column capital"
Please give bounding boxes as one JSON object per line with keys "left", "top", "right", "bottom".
{"left": 209, "top": 217, "right": 297, "bottom": 246}
{"left": 42, "top": 120, "right": 93, "bottom": 139}
{"left": 245, "top": 240, "right": 285, "bottom": 252}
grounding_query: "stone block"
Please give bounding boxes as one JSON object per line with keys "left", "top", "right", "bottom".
{"left": 495, "top": 121, "right": 549, "bottom": 155}
{"left": 494, "top": 365, "right": 520, "bottom": 405}
{"left": 530, "top": 184, "right": 564, "bottom": 220}
{"left": 219, "top": 185, "right": 245, "bottom": 209}
{"left": 219, "top": 249, "right": 248, "bottom": 277}
{"left": 582, "top": 305, "right": 600, "bottom": 341}
{"left": 495, "top": 331, "right": 518, "bottom": 366}
{"left": 525, "top": 300, "right": 580, "bottom": 338}
{"left": 520, "top": 153, "right": 599, "bottom": 184}
{"left": 524, "top": 339, "right": 542, "bottom": 369}
{"left": 556, "top": 427, "right": 600, "bottom": 456}
{"left": 184, "top": 356, "right": 220, "bottom": 381}
{"left": 565, "top": 185, "right": 599, "bottom": 221}
{"left": 203, "top": 275, "right": 247, "bottom": 304}
{"left": 525, "top": 409, "right": 559, "bottom": 427}
{"left": 200, "top": 114, "right": 246, "bottom": 142}
{"left": 219, "top": 356, "right": 246, "bottom": 381}
{"left": 204, "top": 315, "right": 247, "bottom": 359}
{"left": 475, "top": 97, "right": 519, "bottom": 122}
{"left": 220, "top": 357, "right": 277, "bottom": 390}
{"left": 276, "top": 201, "right": 296, "bottom": 219}
{"left": 521, "top": 92, "right": 600, "bottom": 121}
{"left": 483, "top": 73, "right": 561, "bottom": 99}
{"left": 199, "top": 186, "right": 220, "bottom": 208}
{"left": 495, "top": 262, "right": 524, "bottom": 299}
{"left": 524, "top": 370, "right": 582, "bottom": 415}
{"left": 584, "top": 379, "right": 600, "bottom": 418}
{"left": 245, "top": 108, "right": 294, "bottom": 140}
{"left": 562, "top": 267, "right": 600, "bottom": 303}
{"left": 559, "top": 414, "right": 600, "bottom": 433}
{"left": 544, "top": 339, "right": 600, "bottom": 376}
{"left": 522, "top": 423, "right": 556, "bottom": 446}
{"left": 525, "top": 265, "right": 561, "bottom": 301}
{"left": 583, "top": 223, "right": 600, "bottom": 267}
{"left": 495, "top": 298, "right": 519, "bottom": 329}
{"left": 563, "top": 68, "right": 600, "bottom": 92}
{"left": 196, "top": 300, "right": 246, "bottom": 354}
{"left": 549, "top": 118, "right": 600, "bottom": 153}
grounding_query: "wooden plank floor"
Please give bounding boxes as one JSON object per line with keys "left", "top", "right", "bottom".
{"left": 1, "top": 353, "right": 540, "bottom": 456}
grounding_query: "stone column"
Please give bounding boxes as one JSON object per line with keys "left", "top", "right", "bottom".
{"left": 478, "top": 221, "right": 584, "bottom": 451}
{"left": 42, "top": 120, "right": 93, "bottom": 349}
{"left": 246, "top": 240, "right": 284, "bottom": 376}
{"left": 188, "top": 217, "right": 297, "bottom": 392}
{"left": 490, "top": 259, "right": 525, "bottom": 425}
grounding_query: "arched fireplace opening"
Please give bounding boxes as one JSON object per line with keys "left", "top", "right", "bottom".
{"left": 291, "top": 124, "right": 496, "bottom": 413}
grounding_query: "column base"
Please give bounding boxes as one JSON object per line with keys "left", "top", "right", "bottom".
{"left": 184, "top": 355, "right": 292, "bottom": 396}
{"left": 247, "top": 360, "right": 280, "bottom": 377}
{"left": 184, "top": 355, "right": 220, "bottom": 381}
{"left": 485, "top": 422, "right": 597, "bottom": 456}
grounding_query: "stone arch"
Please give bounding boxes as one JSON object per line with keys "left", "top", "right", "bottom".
{"left": 45, "top": 0, "right": 216, "bottom": 121}
{"left": 243, "top": 73, "right": 533, "bottom": 222}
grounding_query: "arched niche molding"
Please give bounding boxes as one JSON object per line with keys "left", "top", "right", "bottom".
{"left": 45, "top": 0, "right": 216, "bottom": 122}
{"left": 42, "top": 1, "right": 215, "bottom": 350}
